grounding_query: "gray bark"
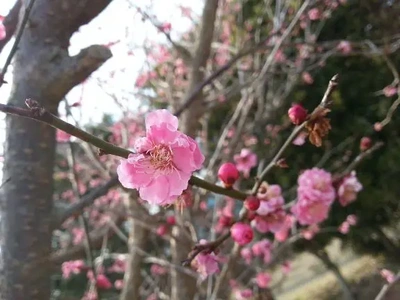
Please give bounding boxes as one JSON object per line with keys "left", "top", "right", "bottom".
{"left": 0, "top": 1, "right": 112, "bottom": 299}
{"left": 120, "top": 195, "right": 148, "bottom": 300}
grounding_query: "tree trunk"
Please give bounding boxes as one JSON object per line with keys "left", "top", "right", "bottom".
{"left": 120, "top": 194, "right": 148, "bottom": 300}
{"left": 0, "top": 1, "right": 112, "bottom": 299}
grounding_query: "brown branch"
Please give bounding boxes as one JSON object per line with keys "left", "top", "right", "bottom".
{"left": 251, "top": 74, "right": 339, "bottom": 195}
{"left": 375, "top": 271, "right": 400, "bottom": 300}
{"left": 181, "top": 232, "right": 231, "bottom": 267}
{"left": 54, "top": 176, "right": 120, "bottom": 228}
{"left": 0, "top": 100, "right": 249, "bottom": 203}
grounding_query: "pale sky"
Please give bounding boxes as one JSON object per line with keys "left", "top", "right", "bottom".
{"left": 0, "top": 0, "right": 203, "bottom": 178}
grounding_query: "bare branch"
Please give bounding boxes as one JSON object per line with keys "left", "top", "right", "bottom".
{"left": 53, "top": 175, "right": 120, "bottom": 228}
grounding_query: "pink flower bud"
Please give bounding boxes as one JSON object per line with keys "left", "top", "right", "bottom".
{"left": 156, "top": 224, "right": 168, "bottom": 236}
{"left": 244, "top": 196, "right": 260, "bottom": 211}
{"left": 288, "top": 104, "right": 307, "bottom": 125}
{"left": 256, "top": 272, "right": 271, "bottom": 288}
{"left": 218, "top": 215, "right": 233, "bottom": 227}
{"left": 96, "top": 274, "right": 112, "bottom": 289}
{"left": 231, "top": 223, "right": 253, "bottom": 245}
{"left": 218, "top": 163, "right": 240, "bottom": 188}
{"left": 166, "top": 215, "right": 176, "bottom": 225}
{"left": 360, "top": 137, "right": 372, "bottom": 152}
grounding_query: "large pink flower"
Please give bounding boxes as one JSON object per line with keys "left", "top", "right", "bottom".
{"left": 117, "top": 110, "right": 204, "bottom": 205}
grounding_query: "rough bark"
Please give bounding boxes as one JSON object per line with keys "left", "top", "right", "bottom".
{"left": 0, "top": 1, "right": 112, "bottom": 299}
{"left": 120, "top": 194, "right": 149, "bottom": 300}
{"left": 171, "top": 1, "right": 219, "bottom": 299}
{"left": 170, "top": 222, "right": 196, "bottom": 300}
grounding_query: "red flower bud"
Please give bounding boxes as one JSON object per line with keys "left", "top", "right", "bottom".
{"left": 244, "top": 196, "right": 260, "bottom": 211}
{"left": 218, "top": 163, "right": 240, "bottom": 188}
{"left": 218, "top": 215, "right": 233, "bottom": 227}
{"left": 360, "top": 137, "right": 372, "bottom": 152}
{"left": 288, "top": 104, "right": 308, "bottom": 125}
{"left": 166, "top": 216, "right": 176, "bottom": 225}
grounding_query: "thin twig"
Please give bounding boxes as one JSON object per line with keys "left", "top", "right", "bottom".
{"left": 251, "top": 74, "right": 339, "bottom": 195}
{"left": 375, "top": 271, "right": 400, "bottom": 300}
{"left": 0, "top": 0, "right": 36, "bottom": 88}
{"left": 67, "top": 142, "right": 101, "bottom": 299}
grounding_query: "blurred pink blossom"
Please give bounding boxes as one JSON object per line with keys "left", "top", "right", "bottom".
{"left": 234, "top": 148, "right": 257, "bottom": 178}
{"left": 337, "top": 171, "right": 362, "bottom": 206}
{"left": 256, "top": 272, "right": 271, "bottom": 288}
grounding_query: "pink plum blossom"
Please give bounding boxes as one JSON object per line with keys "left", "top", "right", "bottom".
{"left": 234, "top": 148, "right": 257, "bottom": 178}
{"left": 293, "top": 131, "right": 308, "bottom": 146}
{"left": 338, "top": 221, "right": 350, "bottom": 234}
{"left": 337, "top": 41, "right": 352, "bottom": 54}
{"left": 308, "top": 8, "right": 321, "bottom": 20}
{"left": 114, "top": 279, "right": 124, "bottom": 290}
{"left": 192, "top": 252, "right": 220, "bottom": 280}
{"left": 256, "top": 272, "right": 271, "bottom": 288}
{"left": 301, "top": 224, "right": 320, "bottom": 240}
{"left": 56, "top": 130, "right": 71, "bottom": 142}
{"left": 380, "top": 269, "right": 396, "bottom": 283}
{"left": 292, "top": 168, "right": 335, "bottom": 225}
{"left": 383, "top": 85, "right": 397, "bottom": 97}
{"left": 231, "top": 223, "right": 254, "bottom": 245}
{"left": 0, "top": 16, "right": 5, "bottom": 41}
{"left": 337, "top": 171, "right": 362, "bottom": 206}
{"left": 61, "top": 260, "right": 86, "bottom": 279}
{"left": 346, "top": 214, "right": 358, "bottom": 226}
{"left": 117, "top": 110, "right": 204, "bottom": 206}
{"left": 240, "top": 247, "right": 253, "bottom": 265}
{"left": 302, "top": 72, "right": 314, "bottom": 85}
{"left": 234, "top": 289, "right": 254, "bottom": 299}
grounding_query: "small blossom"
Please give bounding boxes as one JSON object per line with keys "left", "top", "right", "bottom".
{"left": 192, "top": 252, "right": 220, "bottom": 280}
{"left": 61, "top": 260, "right": 86, "bottom": 279}
{"left": 374, "top": 122, "right": 383, "bottom": 132}
{"left": 234, "top": 149, "right": 257, "bottom": 178}
{"left": 56, "top": 130, "right": 71, "bottom": 143}
{"left": 156, "top": 224, "right": 168, "bottom": 236}
{"left": 150, "top": 264, "right": 167, "bottom": 276}
{"left": 218, "top": 162, "right": 240, "bottom": 188}
{"left": 380, "top": 269, "right": 396, "bottom": 283}
{"left": 0, "top": 16, "right": 5, "bottom": 41}
{"left": 360, "top": 137, "right": 372, "bottom": 151}
{"left": 308, "top": 8, "right": 320, "bottom": 20}
{"left": 338, "top": 221, "right": 350, "bottom": 234}
{"left": 235, "top": 288, "right": 254, "bottom": 299}
{"left": 293, "top": 131, "right": 308, "bottom": 146}
{"left": 383, "top": 85, "right": 397, "bottom": 97}
{"left": 160, "top": 22, "right": 171, "bottom": 33}
{"left": 337, "top": 41, "right": 352, "bottom": 54}
{"left": 302, "top": 72, "right": 314, "bottom": 85}
{"left": 288, "top": 104, "right": 308, "bottom": 125}
{"left": 231, "top": 223, "right": 254, "bottom": 245}
{"left": 244, "top": 196, "right": 260, "bottom": 211}
{"left": 114, "top": 279, "right": 124, "bottom": 290}
{"left": 346, "top": 214, "right": 357, "bottom": 225}
{"left": 117, "top": 110, "right": 204, "bottom": 206}
{"left": 301, "top": 224, "right": 320, "bottom": 240}
{"left": 240, "top": 247, "right": 253, "bottom": 264}
{"left": 256, "top": 272, "right": 271, "bottom": 288}
{"left": 337, "top": 171, "right": 362, "bottom": 206}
